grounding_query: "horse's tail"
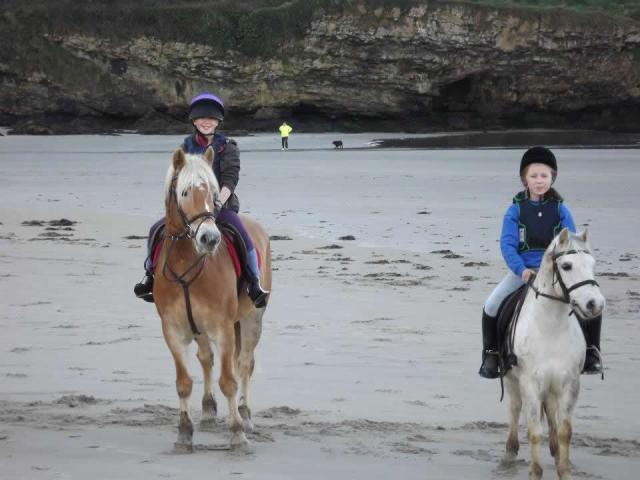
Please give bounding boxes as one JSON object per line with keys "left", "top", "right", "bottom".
{"left": 234, "top": 320, "right": 242, "bottom": 360}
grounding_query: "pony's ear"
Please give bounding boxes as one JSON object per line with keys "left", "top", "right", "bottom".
{"left": 204, "top": 146, "right": 214, "bottom": 167}
{"left": 578, "top": 229, "right": 588, "bottom": 243}
{"left": 558, "top": 228, "right": 570, "bottom": 248}
{"left": 172, "top": 148, "right": 185, "bottom": 170}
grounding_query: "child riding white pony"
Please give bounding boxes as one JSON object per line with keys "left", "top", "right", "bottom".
{"left": 479, "top": 146, "right": 603, "bottom": 379}
{"left": 504, "top": 228, "right": 605, "bottom": 480}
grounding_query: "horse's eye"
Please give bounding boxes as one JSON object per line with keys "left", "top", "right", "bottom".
{"left": 561, "top": 263, "right": 572, "bottom": 271}
{"left": 181, "top": 190, "right": 188, "bottom": 197}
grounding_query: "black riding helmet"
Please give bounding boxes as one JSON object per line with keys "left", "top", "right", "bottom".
{"left": 520, "top": 146, "right": 557, "bottom": 176}
{"left": 188, "top": 92, "right": 224, "bottom": 121}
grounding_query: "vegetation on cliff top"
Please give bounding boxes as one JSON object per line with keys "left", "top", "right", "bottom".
{"left": 3, "top": 0, "right": 638, "bottom": 59}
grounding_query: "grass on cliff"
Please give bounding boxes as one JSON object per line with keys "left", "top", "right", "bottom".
{"left": 5, "top": 0, "right": 334, "bottom": 58}
{"left": 5, "top": 0, "right": 639, "bottom": 61}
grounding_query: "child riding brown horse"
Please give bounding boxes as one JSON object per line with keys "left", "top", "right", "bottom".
{"left": 155, "top": 147, "right": 271, "bottom": 450}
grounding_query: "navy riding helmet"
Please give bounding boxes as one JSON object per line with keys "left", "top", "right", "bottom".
{"left": 189, "top": 92, "right": 225, "bottom": 121}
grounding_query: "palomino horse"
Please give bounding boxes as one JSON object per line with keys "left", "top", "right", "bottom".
{"left": 504, "top": 229, "right": 604, "bottom": 479}
{"left": 153, "top": 147, "right": 271, "bottom": 450}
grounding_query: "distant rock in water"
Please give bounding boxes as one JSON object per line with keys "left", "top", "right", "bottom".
{"left": 371, "top": 131, "right": 640, "bottom": 149}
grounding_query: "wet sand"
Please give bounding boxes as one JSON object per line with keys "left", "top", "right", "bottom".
{"left": 1, "top": 133, "right": 639, "bottom": 479}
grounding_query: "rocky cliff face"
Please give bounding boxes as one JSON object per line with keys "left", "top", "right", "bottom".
{"left": 1, "top": 2, "right": 639, "bottom": 133}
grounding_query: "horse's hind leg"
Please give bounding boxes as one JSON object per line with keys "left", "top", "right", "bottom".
{"left": 504, "top": 376, "right": 521, "bottom": 461}
{"left": 165, "top": 332, "right": 195, "bottom": 453}
{"left": 217, "top": 323, "right": 247, "bottom": 448}
{"left": 235, "top": 310, "right": 263, "bottom": 432}
{"left": 195, "top": 335, "right": 217, "bottom": 428}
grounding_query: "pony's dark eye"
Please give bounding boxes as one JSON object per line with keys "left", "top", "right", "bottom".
{"left": 561, "top": 263, "right": 572, "bottom": 271}
{"left": 181, "top": 190, "right": 188, "bottom": 197}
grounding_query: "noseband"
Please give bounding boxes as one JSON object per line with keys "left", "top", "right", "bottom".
{"left": 530, "top": 249, "right": 600, "bottom": 307}
{"left": 162, "top": 176, "right": 221, "bottom": 336}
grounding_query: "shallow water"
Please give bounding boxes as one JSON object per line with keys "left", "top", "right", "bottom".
{"left": 372, "top": 130, "right": 640, "bottom": 149}
{"left": 1, "top": 132, "right": 638, "bottom": 257}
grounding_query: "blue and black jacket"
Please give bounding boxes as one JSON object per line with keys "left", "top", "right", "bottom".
{"left": 500, "top": 191, "right": 576, "bottom": 276}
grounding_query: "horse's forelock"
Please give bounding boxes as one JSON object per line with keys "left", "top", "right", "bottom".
{"left": 164, "top": 153, "right": 219, "bottom": 207}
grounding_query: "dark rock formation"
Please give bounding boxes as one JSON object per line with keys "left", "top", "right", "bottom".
{"left": 1, "top": 1, "right": 639, "bottom": 134}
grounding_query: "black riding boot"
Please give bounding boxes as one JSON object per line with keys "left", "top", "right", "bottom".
{"left": 580, "top": 314, "right": 603, "bottom": 375}
{"left": 247, "top": 280, "right": 268, "bottom": 308}
{"left": 479, "top": 310, "right": 500, "bottom": 379}
{"left": 134, "top": 273, "right": 154, "bottom": 303}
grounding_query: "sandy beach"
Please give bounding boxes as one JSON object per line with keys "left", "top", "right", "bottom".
{"left": 1, "top": 133, "right": 639, "bottom": 479}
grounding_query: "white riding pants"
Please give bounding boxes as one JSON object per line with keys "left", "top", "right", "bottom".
{"left": 484, "top": 271, "right": 525, "bottom": 317}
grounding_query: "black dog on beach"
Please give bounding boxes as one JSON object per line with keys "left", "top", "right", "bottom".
{"left": 332, "top": 140, "right": 343, "bottom": 149}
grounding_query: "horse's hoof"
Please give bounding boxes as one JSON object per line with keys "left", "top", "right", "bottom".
{"left": 199, "top": 417, "right": 217, "bottom": 431}
{"left": 242, "top": 418, "right": 254, "bottom": 433}
{"left": 230, "top": 432, "right": 249, "bottom": 451}
{"left": 173, "top": 441, "right": 194, "bottom": 454}
{"left": 501, "top": 452, "right": 518, "bottom": 464}
{"left": 238, "top": 405, "right": 253, "bottom": 432}
{"left": 528, "top": 464, "right": 543, "bottom": 480}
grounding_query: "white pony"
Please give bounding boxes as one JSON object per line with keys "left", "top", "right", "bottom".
{"left": 504, "top": 228, "right": 605, "bottom": 480}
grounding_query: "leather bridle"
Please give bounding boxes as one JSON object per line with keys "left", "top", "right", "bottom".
{"left": 161, "top": 176, "right": 221, "bottom": 335}
{"left": 530, "top": 249, "right": 599, "bottom": 309}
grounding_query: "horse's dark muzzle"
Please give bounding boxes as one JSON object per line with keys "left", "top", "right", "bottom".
{"left": 199, "top": 231, "right": 221, "bottom": 251}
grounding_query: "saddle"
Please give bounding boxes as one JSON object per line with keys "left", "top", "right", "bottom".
{"left": 496, "top": 285, "right": 528, "bottom": 375}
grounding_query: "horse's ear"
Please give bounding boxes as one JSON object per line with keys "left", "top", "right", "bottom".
{"left": 204, "top": 146, "right": 214, "bottom": 167}
{"left": 578, "top": 229, "right": 588, "bottom": 243}
{"left": 558, "top": 228, "right": 570, "bottom": 247}
{"left": 172, "top": 148, "right": 185, "bottom": 170}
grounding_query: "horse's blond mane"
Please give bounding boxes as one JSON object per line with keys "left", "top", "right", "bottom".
{"left": 164, "top": 152, "right": 219, "bottom": 207}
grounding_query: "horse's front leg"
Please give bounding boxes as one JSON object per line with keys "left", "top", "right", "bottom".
{"left": 543, "top": 396, "right": 560, "bottom": 461}
{"left": 164, "top": 330, "right": 195, "bottom": 453}
{"left": 504, "top": 376, "right": 521, "bottom": 462}
{"left": 556, "top": 378, "right": 580, "bottom": 480}
{"left": 195, "top": 335, "right": 217, "bottom": 429}
{"left": 217, "top": 323, "right": 248, "bottom": 448}
{"left": 522, "top": 382, "right": 544, "bottom": 480}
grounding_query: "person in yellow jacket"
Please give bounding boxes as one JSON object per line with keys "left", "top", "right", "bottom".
{"left": 279, "top": 121, "right": 293, "bottom": 150}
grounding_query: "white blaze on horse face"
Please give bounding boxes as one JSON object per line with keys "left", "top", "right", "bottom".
{"left": 186, "top": 183, "right": 221, "bottom": 255}
{"left": 559, "top": 252, "right": 605, "bottom": 319}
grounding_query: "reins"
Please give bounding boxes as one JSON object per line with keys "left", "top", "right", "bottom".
{"left": 529, "top": 249, "right": 600, "bottom": 314}
{"left": 161, "top": 176, "right": 218, "bottom": 336}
